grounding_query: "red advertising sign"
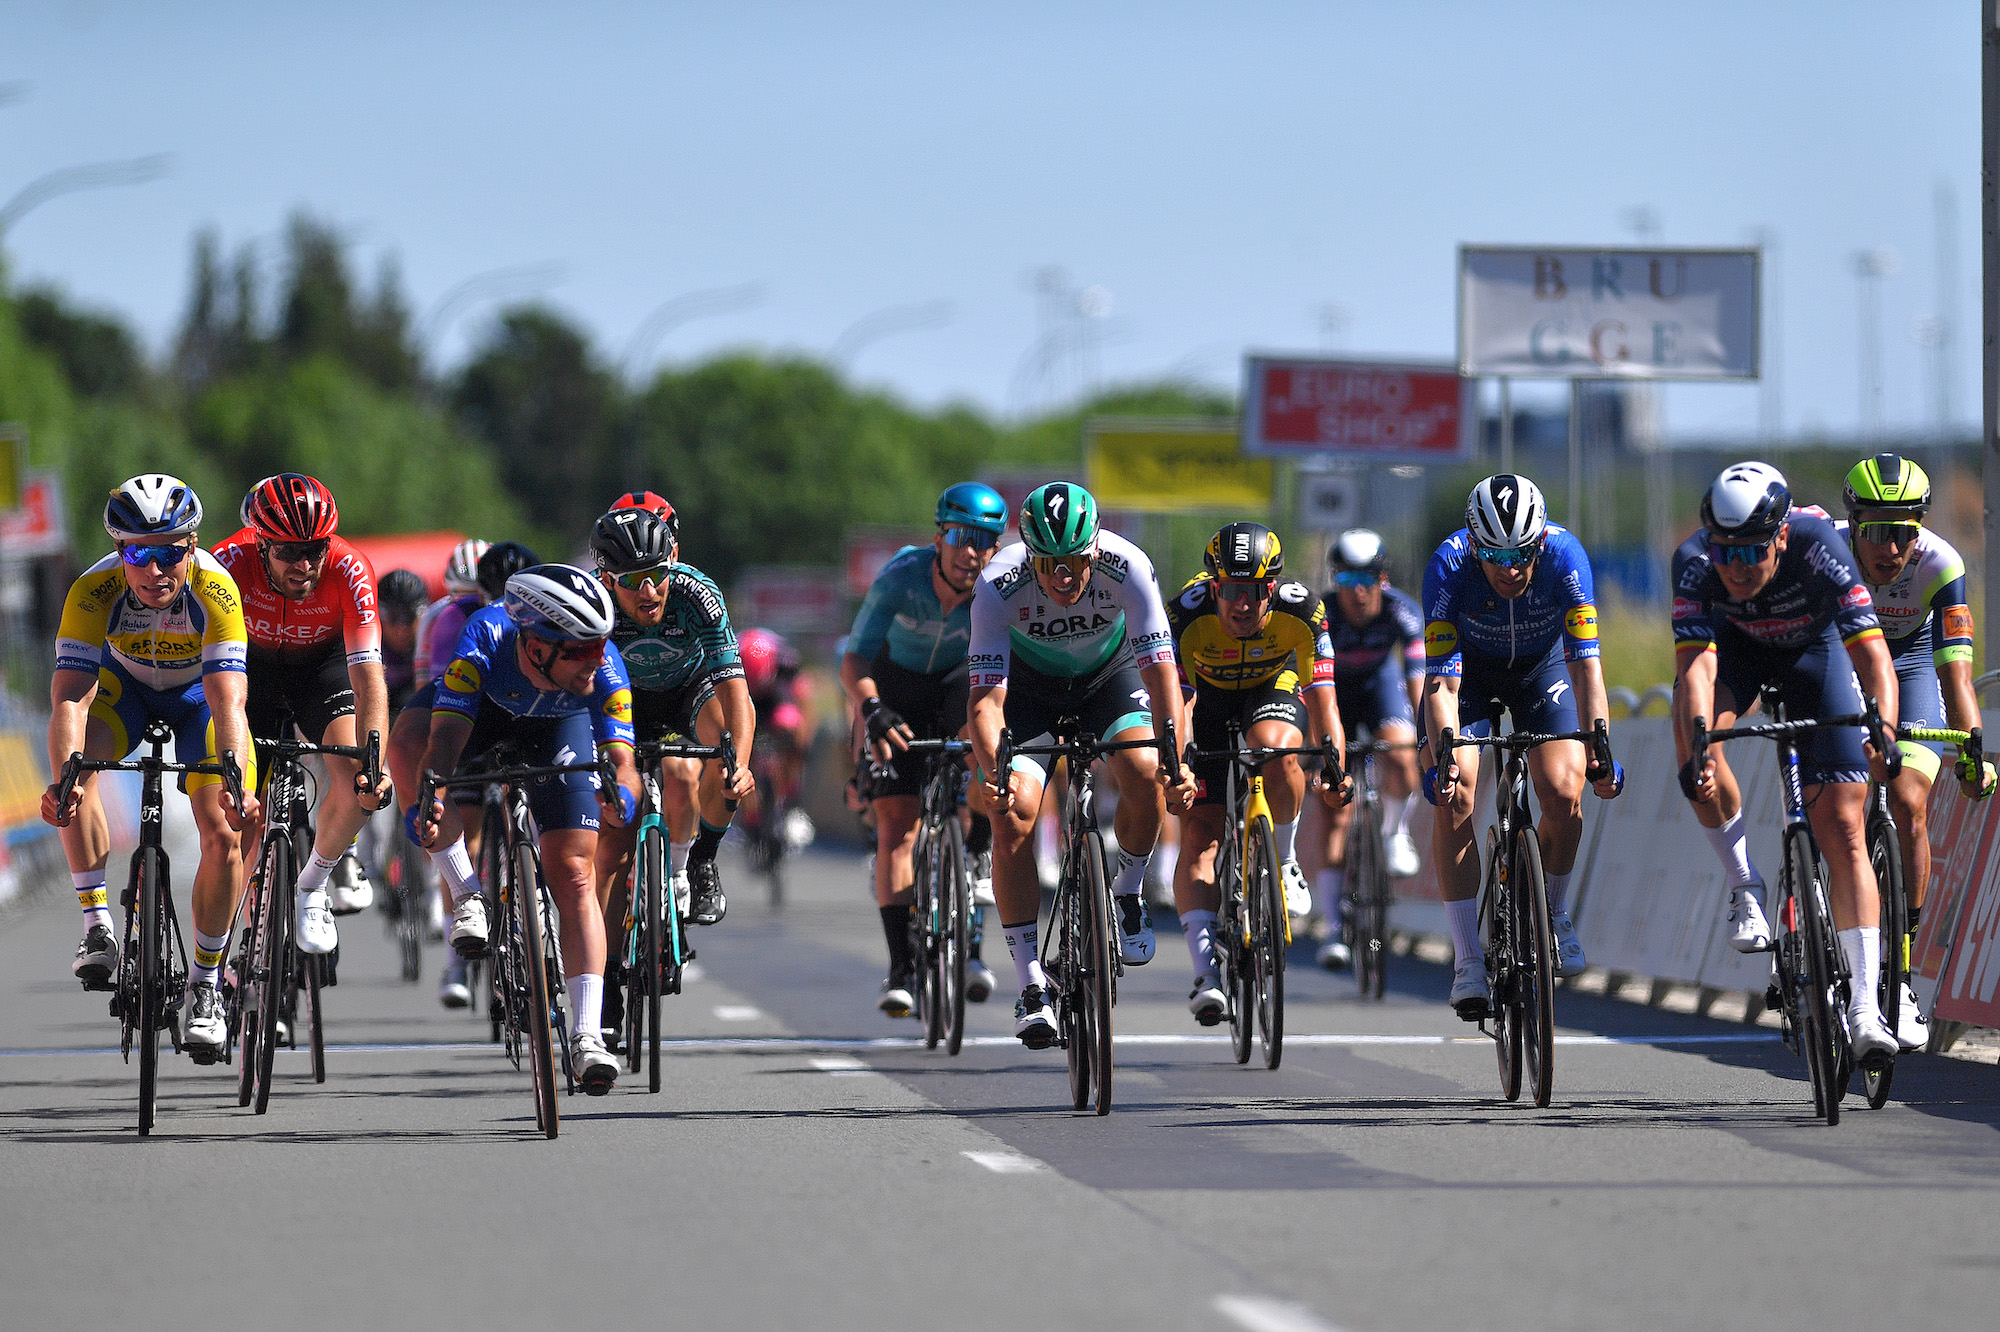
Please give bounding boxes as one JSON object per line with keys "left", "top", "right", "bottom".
{"left": 0, "top": 471, "right": 68, "bottom": 558}
{"left": 1241, "top": 356, "right": 1471, "bottom": 462}
{"left": 734, "top": 566, "right": 850, "bottom": 636}
{"left": 844, "top": 528, "right": 924, "bottom": 598}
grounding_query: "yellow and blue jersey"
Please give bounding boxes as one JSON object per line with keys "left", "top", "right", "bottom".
{"left": 54, "top": 548, "right": 248, "bottom": 691}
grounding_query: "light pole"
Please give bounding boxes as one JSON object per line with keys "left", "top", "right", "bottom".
{"left": 830, "top": 299, "right": 952, "bottom": 372}
{"left": 1855, "top": 247, "right": 1900, "bottom": 441}
{"left": 418, "top": 261, "right": 565, "bottom": 360}
{"left": 620, "top": 282, "right": 764, "bottom": 379}
{"left": 0, "top": 154, "right": 172, "bottom": 237}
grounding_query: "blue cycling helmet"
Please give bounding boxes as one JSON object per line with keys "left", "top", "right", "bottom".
{"left": 936, "top": 482, "right": 1007, "bottom": 535}
{"left": 106, "top": 474, "right": 203, "bottom": 542}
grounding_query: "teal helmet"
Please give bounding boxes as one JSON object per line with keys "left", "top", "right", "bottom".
{"left": 1020, "top": 482, "right": 1099, "bottom": 557}
{"left": 936, "top": 482, "right": 1007, "bottom": 535}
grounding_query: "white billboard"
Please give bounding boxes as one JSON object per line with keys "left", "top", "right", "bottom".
{"left": 1459, "top": 246, "right": 1759, "bottom": 380}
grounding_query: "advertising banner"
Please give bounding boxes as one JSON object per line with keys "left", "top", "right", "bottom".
{"left": 844, "top": 527, "right": 925, "bottom": 598}
{"left": 734, "top": 566, "right": 849, "bottom": 636}
{"left": 0, "top": 470, "right": 68, "bottom": 558}
{"left": 1084, "top": 420, "right": 1271, "bottom": 514}
{"left": 1242, "top": 358, "right": 1470, "bottom": 462}
{"left": 1459, "top": 246, "right": 1759, "bottom": 379}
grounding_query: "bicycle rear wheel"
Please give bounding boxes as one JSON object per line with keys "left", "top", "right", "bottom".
{"left": 1082, "top": 828, "right": 1115, "bottom": 1115}
{"left": 1865, "top": 804, "right": 1906, "bottom": 1110}
{"left": 1481, "top": 831, "right": 1522, "bottom": 1102}
{"left": 137, "top": 847, "right": 165, "bottom": 1136}
{"left": 759, "top": 771, "right": 785, "bottom": 910}
{"left": 1787, "top": 827, "right": 1842, "bottom": 1126}
{"left": 254, "top": 835, "right": 293, "bottom": 1115}
{"left": 1513, "top": 827, "right": 1555, "bottom": 1108}
{"left": 1247, "top": 814, "right": 1286, "bottom": 1070}
{"left": 515, "top": 839, "right": 560, "bottom": 1138}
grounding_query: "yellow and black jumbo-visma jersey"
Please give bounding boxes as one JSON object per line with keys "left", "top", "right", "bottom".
{"left": 1167, "top": 575, "right": 1337, "bottom": 693}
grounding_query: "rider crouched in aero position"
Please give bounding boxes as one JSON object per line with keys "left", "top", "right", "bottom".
{"left": 45, "top": 475, "right": 260, "bottom": 1060}
{"left": 1315, "top": 528, "right": 1426, "bottom": 971}
{"left": 588, "top": 504, "right": 755, "bottom": 1026}
{"left": 214, "top": 476, "right": 396, "bottom": 958}
{"left": 966, "top": 483, "right": 1188, "bottom": 1049}
{"left": 1836, "top": 455, "right": 1994, "bottom": 1048}
{"left": 411, "top": 566, "right": 641, "bottom": 1092}
{"left": 1672, "top": 463, "right": 1903, "bottom": 1062}
{"left": 1423, "top": 475, "right": 1623, "bottom": 1018}
{"left": 739, "top": 628, "right": 815, "bottom": 841}
{"left": 1166, "top": 522, "right": 1348, "bottom": 1025}
{"left": 840, "top": 482, "right": 1007, "bottom": 1017}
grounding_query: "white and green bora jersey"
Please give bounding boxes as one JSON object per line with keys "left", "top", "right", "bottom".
{"left": 968, "top": 531, "right": 1177, "bottom": 687}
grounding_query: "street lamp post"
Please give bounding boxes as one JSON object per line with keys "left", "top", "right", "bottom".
{"left": 0, "top": 154, "right": 172, "bottom": 237}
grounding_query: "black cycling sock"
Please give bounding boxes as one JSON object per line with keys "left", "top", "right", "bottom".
{"left": 880, "top": 905, "right": 913, "bottom": 977}
{"left": 964, "top": 815, "right": 992, "bottom": 857}
{"left": 969, "top": 905, "right": 984, "bottom": 959}
{"left": 690, "top": 819, "right": 726, "bottom": 864}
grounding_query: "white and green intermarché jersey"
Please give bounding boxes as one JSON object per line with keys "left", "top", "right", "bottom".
{"left": 967, "top": 531, "right": 1177, "bottom": 688}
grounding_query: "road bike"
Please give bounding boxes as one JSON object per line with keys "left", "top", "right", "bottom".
{"left": 998, "top": 719, "right": 1177, "bottom": 1115}
{"left": 232, "top": 717, "right": 381, "bottom": 1113}
{"left": 55, "top": 721, "right": 244, "bottom": 1136}
{"left": 1342, "top": 735, "right": 1417, "bottom": 1002}
{"left": 896, "top": 738, "right": 975, "bottom": 1054}
{"left": 1437, "top": 717, "right": 1613, "bottom": 1108}
{"left": 419, "top": 746, "right": 619, "bottom": 1138}
{"left": 620, "top": 733, "right": 736, "bottom": 1093}
{"left": 1695, "top": 690, "right": 1897, "bottom": 1126}
{"left": 1183, "top": 723, "right": 1340, "bottom": 1069}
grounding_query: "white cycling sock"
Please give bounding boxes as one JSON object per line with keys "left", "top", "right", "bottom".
{"left": 74, "top": 870, "right": 111, "bottom": 930}
{"left": 1546, "top": 871, "right": 1572, "bottom": 916}
{"left": 297, "top": 850, "right": 339, "bottom": 900}
{"left": 1446, "top": 898, "right": 1482, "bottom": 968}
{"left": 670, "top": 840, "right": 691, "bottom": 875}
{"left": 429, "top": 838, "right": 481, "bottom": 904}
{"left": 1002, "top": 919, "right": 1047, "bottom": 993}
{"left": 1150, "top": 838, "right": 1178, "bottom": 893}
{"left": 1110, "top": 847, "right": 1151, "bottom": 899}
{"left": 1838, "top": 927, "right": 1882, "bottom": 1015}
{"left": 1273, "top": 817, "right": 1300, "bottom": 864}
{"left": 568, "top": 973, "right": 603, "bottom": 1036}
{"left": 192, "top": 928, "right": 229, "bottom": 987}
{"left": 1318, "top": 868, "right": 1345, "bottom": 929}
{"left": 1702, "top": 812, "right": 1759, "bottom": 889}
{"left": 1181, "top": 909, "right": 1219, "bottom": 979}
{"left": 1388, "top": 792, "right": 1420, "bottom": 840}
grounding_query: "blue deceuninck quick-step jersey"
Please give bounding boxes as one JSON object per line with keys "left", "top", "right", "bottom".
{"left": 434, "top": 604, "right": 636, "bottom": 747}
{"left": 1422, "top": 524, "right": 1600, "bottom": 676}
{"left": 848, "top": 545, "right": 972, "bottom": 675}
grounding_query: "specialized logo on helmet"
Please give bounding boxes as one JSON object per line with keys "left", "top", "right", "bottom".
{"left": 1046, "top": 490, "right": 1066, "bottom": 523}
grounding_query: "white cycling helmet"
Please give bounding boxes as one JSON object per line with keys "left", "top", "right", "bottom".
{"left": 1330, "top": 528, "right": 1389, "bottom": 574}
{"left": 1466, "top": 474, "right": 1547, "bottom": 551}
{"left": 238, "top": 476, "right": 276, "bottom": 530}
{"left": 443, "top": 538, "right": 491, "bottom": 595}
{"left": 503, "top": 564, "right": 616, "bottom": 641}
{"left": 1701, "top": 462, "right": 1791, "bottom": 540}
{"left": 105, "top": 474, "right": 203, "bottom": 542}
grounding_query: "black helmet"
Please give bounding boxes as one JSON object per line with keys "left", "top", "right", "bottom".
{"left": 1203, "top": 522, "right": 1284, "bottom": 581}
{"left": 591, "top": 507, "right": 675, "bottom": 575}
{"left": 476, "top": 540, "right": 540, "bottom": 602}
{"left": 377, "top": 568, "right": 429, "bottom": 618}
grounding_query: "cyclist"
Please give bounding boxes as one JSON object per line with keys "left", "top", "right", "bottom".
{"left": 44, "top": 475, "right": 260, "bottom": 1062}
{"left": 1165, "top": 521, "right": 1347, "bottom": 1024}
{"left": 214, "top": 475, "right": 395, "bottom": 948}
{"left": 841, "top": 482, "right": 1006, "bottom": 1016}
{"left": 390, "top": 540, "right": 537, "bottom": 1007}
{"left": 1672, "top": 461, "right": 1901, "bottom": 1064}
{"left": 588, "top": 506, "right": 755, "bottom": 951}
{"left": 377, "top": 568, "right": 430, "bottom": 715}
{"left": 411, "top": 565, "right": 641, "bottom": 1094}
{"left": 740, "top": 628, "right": 814, "bottom": 829}
{"left": 1423, "top": 474, "right": 1623, "bottom": 1018}
{"left": 1835, "top": 455, "right": 1992, "bottom": 1046}
{"left": 1315, "top": 527, "right": 1426, "bottom": 972}
{"left": 967, "top": 482, "right": 1187, "bottom": 1049}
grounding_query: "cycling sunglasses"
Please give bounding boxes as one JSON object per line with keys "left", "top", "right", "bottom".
{"left": 1473, "top": 544, "right": 1538, "bottom": 569}
{"left": 610, "top": 565, "right": 670, "bottom": 591}
{"left": 530, "top": 632, "right": 608, "bottom": 663}
{"left": 265, "top": 538, "right": 330, "bottom": 564}
{"left": 938, "top": 524, "right": 999, "bottom": 551}
{"left": 1332, "top": 569, "right": 1379, "bottom": 589}
{"left": 1030, "top": 551, "right": 1095, "bottom": 580}
{"left": 1855, "top": 521, "right": 1921, "bottom": 547}
{"left": 1213, "top": 578, "right": 1276, "bottom": 604}
{"left": 119, "top": 541, "right": 194, "bottom": 569}
{"left": 1709, "top": 540, "right": 1772, "bottom": 566}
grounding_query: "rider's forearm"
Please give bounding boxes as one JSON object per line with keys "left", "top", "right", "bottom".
{"left": 1942, "top": 658, "right": 1982, "bottom": 735}
{"left": 722, "top": 680, "right": 758, "bottom": 755}
{"left": 1140, "top": 661, "right": 1183, "bottom": 743}
{"left": 969, "top": 687, "right": 1004, "bottom": 779}
{"left": 421, "top": 712, "right": 474, "bottom": 782}
{"left": 47, "top": 670, "right": 96, "bottom": 772}
{"left": 1672, "top": 651, "right": 1716, "bottom": 762}
{"left": 206, "top": 672, "right": 251, "bottom": 777}
{"left": 1421, "top": 676, "right": 1456, "bottom": 765}
{"left": 1569, "top": 656, "right": 1610, "bottom": 731}
{"left": 350, "top": 662, "right": 390, "bottom": 755}
{"left": 1304, "top": 685, "right": 1339, "bottom": 750}
{"left": 1848, "top": 637, "right": 1899, "bottom": 731}
{"left": 839, "top": 653, "right": 878, "bottom": 710}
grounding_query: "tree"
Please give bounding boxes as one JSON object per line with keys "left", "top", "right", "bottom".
{"left": 15, "top": 287, "right": 145, "bottom": 400}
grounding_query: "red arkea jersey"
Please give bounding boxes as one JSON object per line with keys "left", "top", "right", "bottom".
{"left": 211, "top": 527, "right": 382, "bottom": 665}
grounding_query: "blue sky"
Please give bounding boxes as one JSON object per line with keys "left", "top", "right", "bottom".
{"left": 0, "top": 2, "right": 1978, "bottom": 439}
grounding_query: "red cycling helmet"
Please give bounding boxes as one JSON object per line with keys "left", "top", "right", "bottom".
{"left": 245, "top": 473, "right": 339, "bottom": 542}
{"left": 612, "top": 490, "right": 679, "bottom": 540}
{"left": 738, "top": 628, "right": 782, "bottom": 695}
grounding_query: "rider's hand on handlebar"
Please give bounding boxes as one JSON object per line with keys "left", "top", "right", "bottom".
{"left": 356, "top": 771, "right": 394, "bottom": 812}
{"left": 1314, "top": 764, "right": 1354, "bottom": 809}
{"left": 1863, "top": 724, "right": 1901, "bottom": 786}
{"left": 1956, "top": 754, "right": 1997, "bottom": 800}
{"left": 40, "top": 781, "right": 78, "bottom": 828}
{"left": 1678, "top": 754, "right": 1718, "bottom": 804}
{"left": 1159, "top": 760, "right": 1199, "bottom": 815}
{"left": 861, "top": 697, "right": 912, "bottom": 762}
{"left": 223, "top": 785, "right": 260, "bottom": 831}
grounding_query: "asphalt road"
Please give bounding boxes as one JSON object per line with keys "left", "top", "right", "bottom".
{"left": 4, "top": 845, "right": 1999, "bottom": 1332}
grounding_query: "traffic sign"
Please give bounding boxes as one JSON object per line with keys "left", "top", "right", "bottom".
{"left": 1296, "top": 472, "right": 1363, "bottom": 533}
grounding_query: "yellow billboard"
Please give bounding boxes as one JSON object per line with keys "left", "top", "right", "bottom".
{"left": 1084, "top": 419, "right": 1272, "bottom": 514}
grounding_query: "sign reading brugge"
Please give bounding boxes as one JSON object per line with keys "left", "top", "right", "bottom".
{"left": 1240, "top": 357, "right": 1470, "bottom": 463}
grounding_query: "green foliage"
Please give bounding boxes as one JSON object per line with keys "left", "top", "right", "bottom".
{"left": 14, "top": 288, "right": 145, "bottom": 400}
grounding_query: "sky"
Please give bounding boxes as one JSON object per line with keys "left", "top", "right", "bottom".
{"left": 0, "top": 1, "right": 1980, "bottom": 441}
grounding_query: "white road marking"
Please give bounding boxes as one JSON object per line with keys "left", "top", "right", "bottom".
{"left": 963, "top": 1150, "right": 1046, "bottom": 1174}
{"left": 810, "top": 1055, "right": 870, "bottom": 1076}
{"left": 1214, "top": 1294, "right": 1346, "bottom": 1332}
{"left": 712, "top": 1005, "right": 762, "bottom": 1021}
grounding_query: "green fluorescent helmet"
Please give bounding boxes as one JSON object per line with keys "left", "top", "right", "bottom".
{"left": 1842, "top": 453, "right": 1931, "bottom": 517}
{"left": 1019, "top": 482, "right": 1100, "bottom": 557}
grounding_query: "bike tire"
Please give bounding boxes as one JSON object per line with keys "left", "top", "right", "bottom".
{"left": 481, "top": 799, "right": 508, "bottom": 1045}
{"left": 1351, "top": 796, "right": 1384, "bottom": 1000}
{"left": 760, "top": 770, "right": 785, "bottom": 911}
{"left": 255, "top": 835, "right": 293, "bottom": 1115}
{"left": 515, "top": 838, "right": 560, "bottom": 1138}
{"left": 642, "top": 822, "right": 666, "bottom": 1093}
{"left": 1247, "top": 814, "right": 1286, "bottom": 1070}
{"left": 1082, "top": 828, "right": 1116, "bottom": 1115}
{"left": 917, "top": 831, "right": 943, "bottom": 1051}
{"left": 1514, "top": 827, "right": 1555, "bottom": 1108}
{"left": 942, "top": 814, "right": 969, "bottom": 1057}
{"left": 1865, "top": 803, "right": 1906, "bottom": 1110}
{"left": 1482, "top": 830, "right": 1522, "bottom": 1102}
{"left": 1062, "top": 861, "right": 1092, "bottom": 1110}
{"left": 398, "top": 837, "right": 428, "bottom": 984}
{"left": 137, "top": 846, "right": 165, "bottom": 1136}
{"left": 304, "top": 952, "right": 326, "bottom": 1084}
{"left": 1363, "top": 798, "right": 1391, "bottom": 1001}
{"left": 235, "top": 873, "right": 262, "bottom": 1108}
{"left": 1787, "top": 827, "right": 1842, "bottom": 1126}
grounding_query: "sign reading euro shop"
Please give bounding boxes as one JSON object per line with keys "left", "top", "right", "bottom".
{"left": 1240, "top": 357, "right": 1471, "bottom": 463}
{"left": 1458, "top": 246, "right": 1760, "bottom": 380}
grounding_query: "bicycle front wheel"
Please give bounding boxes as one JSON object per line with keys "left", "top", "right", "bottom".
{"left": 137, "top": 846, "right": 165, "bottom": 1136}
{"left": 1081, "top": 828, "right": 1116, "bottom": 1114}
{"left": 1359, "top": 797, "right": 1390, "bottom": 1001}
{"left": 1061, "top": 868, "right": 1092, "bottom": 1110}
{"left": 1786, "top": 826, "right": 1842, "bottom": 1126}
{"left": 916, "top": 830, "right": 944, "bottom": 1051}
{"left": 1481, "top": 831, "right": 1522, "bottom": 1102}
{"left": 640, "top": 822, "right": 666, "bottom": 1093}
{"left": 515, "top": 839, "right": 560, "bottom": 1139}
{"left": 941, "top": 814, "right": 970, "bottom": 1056}
{"left": 1513, "top": 827, "right": 1555, "bottom": 1108}
{"left": 254, "top": 835, "right": 294, "bottom": 1115}
{"left": 1865, "top": 803, "right": 1906, "bottom": 1110}
{"left": 1247, "top": 815, "right": 1286, "bottom": 1070}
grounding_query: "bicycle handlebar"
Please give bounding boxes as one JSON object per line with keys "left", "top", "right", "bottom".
{"left": 995, "top": 720, "right": 1180, "bottom": 783}
{"left": 257, "top": 727, "right": 385, "bottom": 803}
{"left": 54, "top": 745, "right": 245, "bottom": 828}
{"left": 1693, "top": 694, "right": 1900, "bottom": 779}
